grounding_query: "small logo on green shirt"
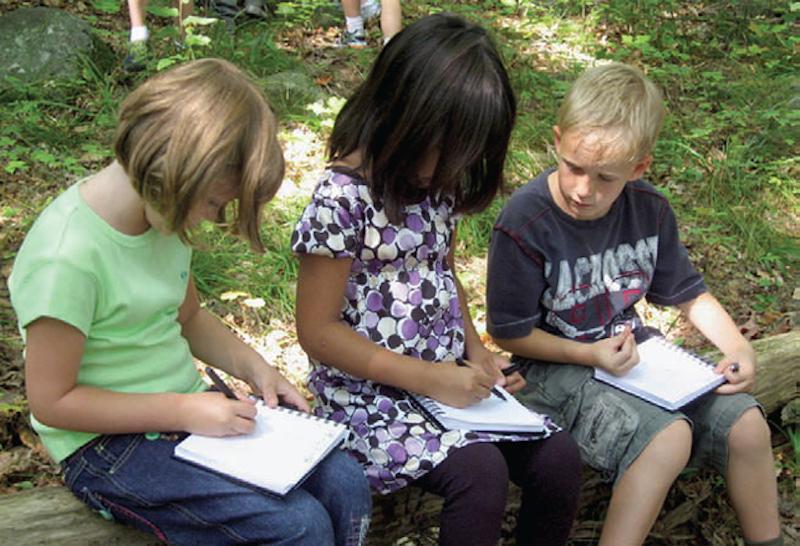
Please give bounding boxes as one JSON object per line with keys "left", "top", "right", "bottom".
{"left": 180, "top": 271, "right": 188, "bottom": 280}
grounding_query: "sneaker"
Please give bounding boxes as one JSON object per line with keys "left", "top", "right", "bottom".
{"left": 123, "top": 40, "right": 148, "bottom": 72}
{"left": 360, "top": 0, "right": 381, "bottom": 20}
{"left": 338, "top": 30, "right": 367, "bottom": 48}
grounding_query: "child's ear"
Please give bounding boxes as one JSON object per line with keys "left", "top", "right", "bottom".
{"left": 630, "top": 154, "right": 652, "bottom": 180}
{"left": 552, "top": 125, "right": 562, "bottom": 153}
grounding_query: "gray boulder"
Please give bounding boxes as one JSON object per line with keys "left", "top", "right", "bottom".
{"left": 0, "top": 7, "right": 113, "bottom": 87}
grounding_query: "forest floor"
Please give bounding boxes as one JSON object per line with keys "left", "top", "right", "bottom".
{"left": 0, "top": 1, "right": 797, "bottom": 544}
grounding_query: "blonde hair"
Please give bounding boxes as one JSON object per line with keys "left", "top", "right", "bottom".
{"left": 557, "top": 62, "right": 664, "bottom": 162}
{"left": 114, "top": 58, "right": 284, "bottom": 252}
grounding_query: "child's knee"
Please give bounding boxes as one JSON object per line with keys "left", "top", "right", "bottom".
{"left": 648, "top": 420, "right": 692, "bottom": 469}
{"left": 728, "top": 407, "right": 770, "bottom": 455}
{"left": 450, "top": 443, "right": 509, "bottom": 508}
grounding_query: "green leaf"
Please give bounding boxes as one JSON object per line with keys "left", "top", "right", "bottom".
{"left": 156, "top": 57, "right": 180, "bottom": 71}
{"left": 147, "top": 6, "right": 179, "bottom": 17}
{"left": 30, "top": 150, "right": 57, "bottom": 166}
{"left": 183, "top": 16, "right": 218, "bottom": 27}
{"left": 4, "top": 160, "right": 27, "bottom": 174}
{"left": 91, "top": 0, "right": 120, "bottom": 14}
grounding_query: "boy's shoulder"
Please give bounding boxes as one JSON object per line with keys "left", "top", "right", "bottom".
{"left": 496, "top": 169, "right": 555, "bottom": 230}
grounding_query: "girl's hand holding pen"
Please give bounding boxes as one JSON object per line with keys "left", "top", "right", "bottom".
{"left": 427, "top": 359, "right": 496, "bottom": 408}
{"left": 179, "top": 390, "right": 258, "bottom": 437}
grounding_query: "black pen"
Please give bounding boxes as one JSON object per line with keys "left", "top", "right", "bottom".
{"left": 456, "top": 358, "right": 507, "bottom": 401}
{"left": 501, "top": 361, "right": 524, "bottom": 377}
{"left": 205, "top": 367, "right": 237, "bottom": 400}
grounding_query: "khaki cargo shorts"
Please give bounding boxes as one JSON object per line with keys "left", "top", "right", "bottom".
{"left": 513, "top": 358, "right": 762, "bottom": 484}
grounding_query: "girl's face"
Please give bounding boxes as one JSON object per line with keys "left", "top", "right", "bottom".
{"left": 144, "top": 181, "right": 238, "bottom": 234}
{"left": 413, "top": 149, "right": 440, "bottom": 188}
{"left": 186, "top": 183, "right": 238, "bottom": 228}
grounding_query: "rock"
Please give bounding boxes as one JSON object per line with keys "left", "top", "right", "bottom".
{"left": 0, "top": 7, "right": 113, "bottom": 89}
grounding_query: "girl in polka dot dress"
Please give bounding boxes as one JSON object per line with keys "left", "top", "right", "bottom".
{"left": 292, "top": 14, "right": 582, "bottom": 546}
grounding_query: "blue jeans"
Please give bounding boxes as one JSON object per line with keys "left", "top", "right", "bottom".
{"left": 62, "top": 432, "right": 371, "bottom": 545}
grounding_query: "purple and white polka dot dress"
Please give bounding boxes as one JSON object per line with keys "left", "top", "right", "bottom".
{"left": 292, "top": 170, "right": 553, "bottom": 494}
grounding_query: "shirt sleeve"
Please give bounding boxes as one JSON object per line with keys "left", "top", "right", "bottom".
{"left": 646, "top": 202, "right": 707, "bottom": 306}
{"left": 486, "top": 226, "right": 547, "bottom": 339}
{"left": 290, "top": 174, "right": 364, "bottom": 259}
{"left": 10, "top": 258, "right": 97, "bottom": 338}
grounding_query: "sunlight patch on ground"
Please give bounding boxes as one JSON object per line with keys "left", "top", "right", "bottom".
{"left": 277, "top": 123, "right": 328, "bottom": 199}
{"left": 496, "top": 14, "right": 600, "bottom": 71}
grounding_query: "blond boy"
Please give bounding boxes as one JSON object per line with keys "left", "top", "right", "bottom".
{"left": 486, "top": 62, "right": 782, "bottom": 546}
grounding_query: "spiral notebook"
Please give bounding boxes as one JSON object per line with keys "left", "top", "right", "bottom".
{"left": 411, "top": 386, "right": 547, "bottom": 434}
{"left": 593, "top": 329, "right": 726, "bottom": 411}
{"left": 174, "top": 403, "right": 347, "bottom": 496}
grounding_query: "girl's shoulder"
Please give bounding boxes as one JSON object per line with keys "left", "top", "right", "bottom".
{"left": 313, "top": 168, "right": 373, "bottom": 205}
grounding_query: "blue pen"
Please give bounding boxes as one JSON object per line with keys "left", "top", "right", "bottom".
{"left": 456, "top": 358, "right": 506, "bottom": 401}
{"left": 205, "top": 367, "right": 237, "bottom": 400}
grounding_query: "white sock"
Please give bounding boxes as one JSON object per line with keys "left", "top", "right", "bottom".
{"left": 345, "top": 16, "right": 364, "bottom": 35}
{"left": 130, "top": 25, "right": 149, "bottom": 43}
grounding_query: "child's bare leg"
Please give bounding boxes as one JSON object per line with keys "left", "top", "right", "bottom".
{"left": 379, "top": 0, "right": 402, "bottom": 41}
{"left": 341, "top": 0, "right": 360, "bottom": 18}
{"left": 726, "top": 407, "right": 781, "bottom": 542}
{"left": 599, "top": 420, "right": 692, "bottom": 546}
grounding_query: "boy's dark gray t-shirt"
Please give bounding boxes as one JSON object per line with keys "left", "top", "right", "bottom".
{"left": 487, "top": 169, "right": 707, "bottom": 342}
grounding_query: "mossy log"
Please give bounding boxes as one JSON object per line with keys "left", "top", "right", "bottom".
{"left": 0, "top": 331, "right": 796, "bottom": 545}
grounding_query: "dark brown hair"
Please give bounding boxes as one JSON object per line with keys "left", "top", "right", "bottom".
{"left": 329, "top": 13, "right": 516, "bottom": 223}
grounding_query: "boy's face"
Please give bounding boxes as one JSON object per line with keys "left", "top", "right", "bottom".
{"left": 549, "top": 126, "right": 651, "bottom": 221}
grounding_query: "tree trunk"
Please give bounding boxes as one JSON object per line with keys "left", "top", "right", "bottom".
{"left": 0, "top": 331, "right": 796, "bottom": 545}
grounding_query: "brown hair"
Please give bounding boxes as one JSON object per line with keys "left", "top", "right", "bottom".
{"left": 114, "top": 58, "right": 284, "bottom": 251}
{"left": 557, "top": 62, "right": 664, "bottom": 162}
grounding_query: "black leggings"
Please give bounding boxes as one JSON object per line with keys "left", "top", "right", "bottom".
{"left": 414, "top": 431, "right": 582, "bottom": 546}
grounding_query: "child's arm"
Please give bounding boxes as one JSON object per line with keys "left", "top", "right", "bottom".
{"left": 177, "top": 277, "right": 310, "bottom": 411}
{"left": 295, "top": 254, "right": 497, "bottom": 408}
{"left": 677, "top": 291, "right": 755, "bottom": 393}
{"left": 493, "top": 325, "right": 639, "bottom": 377}
{"left": 448, "top": 230, "right": 519, "bottom": 392}
{"left": 24, "top": 317, "right": 258, "bottom": 437}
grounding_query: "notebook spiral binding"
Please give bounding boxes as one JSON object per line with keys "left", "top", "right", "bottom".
{"left": 407, "top": 393, "right": 446, "bottom": 430}
{"left": 274, "top": 405, "right": 346, "bottom": 428}
{"left": 646, "top": 332, "right": 715, "bottom": 369}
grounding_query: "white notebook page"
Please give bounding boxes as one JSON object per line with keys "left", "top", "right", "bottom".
{"left": 174, "top": 404, "right": 346, "bottom": 495}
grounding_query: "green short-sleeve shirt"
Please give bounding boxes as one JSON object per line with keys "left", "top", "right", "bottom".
{"left": 9, "top": 181, "right": 206, "bottom": 462}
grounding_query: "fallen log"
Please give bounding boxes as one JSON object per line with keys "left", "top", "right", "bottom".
{"left": 0, "top": 330, "right": 795, "bottom": 545}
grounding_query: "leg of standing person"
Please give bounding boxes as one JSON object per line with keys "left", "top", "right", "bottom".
{"left": 340, "top": 0, "right": 367, "bottom": 47}
{"left": 599, "top": 420, "right": 692, "bottom": 546}
{"left": 124, "top": 0, "right": 149, "bottom": 72}
{"left": 62, "top": 433, "right": 341, "bottom": 544}
{"left": 413, "top": 442, "right": 509, "bottom": 546}
{"left": 498, "top": 432, "right": 583, "bottom": 546}
{"left": 301, "top": 450, "right": 372, "bottom": 546}
{"left": 379, "top": 0, "right": 401, "bottom": 45}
